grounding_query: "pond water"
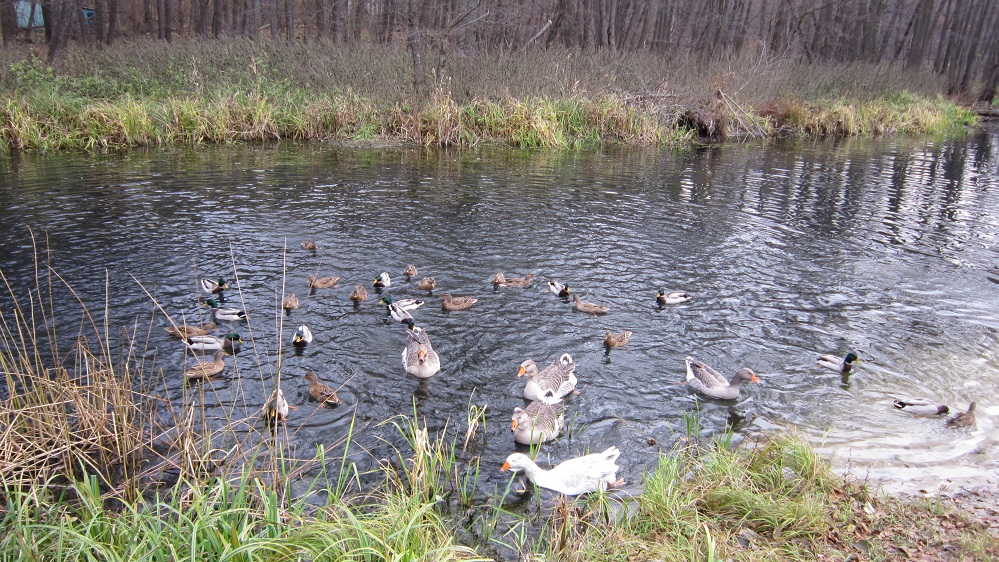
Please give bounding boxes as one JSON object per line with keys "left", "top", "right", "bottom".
{"left": 1, "top": 129, "right": 997, "bottom": 506}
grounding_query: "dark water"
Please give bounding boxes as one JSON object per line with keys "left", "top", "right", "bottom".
{"left": 1, "top": 130, "right": 997, "bottom": 502}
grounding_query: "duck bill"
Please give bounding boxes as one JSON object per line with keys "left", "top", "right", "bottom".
{"left": 501, "top": 461, "right": 511, "bottom": 472}
{"left": 510, "top": 419, "right": 518, "bottom": 431}
{"left": 517, "top": 365, "right": 527, "bottom": 377}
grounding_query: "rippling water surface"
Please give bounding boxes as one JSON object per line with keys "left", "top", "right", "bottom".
{"left": 1, "top": 130, "right": 998, "bottom": 500}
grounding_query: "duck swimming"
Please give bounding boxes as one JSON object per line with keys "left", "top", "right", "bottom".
{"left": 684, "top": 356, "right": 759, "bottom": 400}
{"left": 501, "top": 446, "right": 624, "bottom": 496}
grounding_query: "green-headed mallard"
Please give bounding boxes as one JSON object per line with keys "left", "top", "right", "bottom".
{"left": 201, "top": 277, "right": 229, "bottom": 295}
{"left": 380, "top": 295, "right": 425, "bottom": 312}
{"left": 264, "top": 387, "right": 290, "bottom": 422}
{"left": 548, "top": 281, "right": 571, "bottom": 298}
{"left": 684, "top": 356, "right": 759, "bottom": 400}
{"left": 403, "top": 264, "right": 418, "bottom": 277}
{"left": 303, "top": 372, "right": 339, "bottom": 404}
{"left": 374, "top": 272, "right": 391, "bottom": 288}
{"left": 388, "top": 302, "right": 415, "bottom": 328}
{"left": 349, "top": 284, "right": 368, "bottom": 302}
{"left": 292, "top": 325, "right": 313, "bottom": 347}
{"left": 301, "top": 241, "right": 318, "bottom": 251}
{"left": 573, "top": 293, "right": 609, "bottom": 315}
{"left": 817, "top": 352, "right": 860, "bottom": 373}
{"left": 416, "top": 277, "right": 437, "bottom": 292}
{"left": 946, "top": 402, "right": 976, "bottom": 428}
{"left": 309, "top": 275, "right": 340, "bottom": 289}
{"left": 204, "top": 299, "right": 247, "bottom": 322}
{"left": 186, "top": 333, "right": 242, "bottom": 352}
{"left": 165, "top": 321, "right": 217, "bottom": 340}
{"left": 441, "top": 292, "right": 477, "bottom": 311}
{"left": 604, "top": 330, "right": 632, "bottom": 348}
{"left": 501, "top": 273, "right": 534, "bottom": 287}
{"left": 402, "top": 326, "right": 441, "bottom": 379}
{"left": 656, "top": 289, "right": 692, "bottom": 306}
{"left": 518, "top": 353, "right": 576, "bottom": 401}
{"left": 184, "top": 349, "right": 229, "bottom": 381}
{"left": 501, "top": 446, "right": 623, "bottom": 496}
{"left": 511, "top": 396, "right": 564, "bottom": 445}
{"left": 283, "top": 293, "right": 300, "bottom": 312}
{"left": 893, "top": 398, "right": 949, "bottom": 416}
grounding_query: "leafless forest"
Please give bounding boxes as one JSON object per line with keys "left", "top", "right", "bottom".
{"left": 2, "top": 0, "right": 997, "bottom": 101}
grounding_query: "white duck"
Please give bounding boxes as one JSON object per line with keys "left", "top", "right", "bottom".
{"left": 264, "top": 387, "right": 290, "bottom": 422}
{"left": 518, "top": 353, "right": 577, "bottom": 401}
{"left": 548, "top": 281, "right": 571, "bottom": 298}
{"left": 684, "top": 356, "right": 759, "bottom": 400}
{"left": 816, "top": 352, "right": 860, "bottom": 373}
{"left": 893, "top": 398, "right": 949, "bottom": 416}
{"left": 402, "top": 326, "right": 441, "bottom": 378}
{"left": 501, "top": 446, "right": 624, "bottom": 496}
{"left": 657, "top": 289, "right": 692, "bottom": 306}
{"left": 388, "top": 302, "right": 415, "bottom": 328}
{"left": 292, "top": 325, "right": 313, "bottom": 347}
{"left": 511, "top": 396, "right": 564, "bottom": 445}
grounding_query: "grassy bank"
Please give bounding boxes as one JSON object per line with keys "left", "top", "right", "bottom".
{"left": 0, "top": 38, "right": 980, "bottom": 152}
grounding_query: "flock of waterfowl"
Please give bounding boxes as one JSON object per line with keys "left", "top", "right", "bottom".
{"left": 162, "top": 241, "right": 978, "bottom": 496}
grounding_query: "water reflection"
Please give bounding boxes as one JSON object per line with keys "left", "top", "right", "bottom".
{"left": 0, "top": 129, "right": 997, "bottom": 500}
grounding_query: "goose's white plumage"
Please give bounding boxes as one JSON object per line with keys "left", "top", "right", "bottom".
{"left": 402, "top": 327, "right": 441, "bottom": 378}
{"left": 501, "top": 446, "right": 622, "bottom": 496}
{"left": 817, "top": 352, "right": 859, "bottom": 373}
{"left": 511, "top": 397, "right": 564, "bottom": 445}
{"left": 684, "top": 356, "right": 759, "bottom": 400}
{"left": 893, "top": 398, "right": 949, "bottom": 416}
{"left": 518, "top": 353, "right": 576, "bottom": 401}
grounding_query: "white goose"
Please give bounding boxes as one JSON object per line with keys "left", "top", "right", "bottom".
{"left": 402, "top": 327, "right": 441, "bottom": 378}
{"left": 518, "top": 353, "right": 577, "bottom": 401}
{"left": 684, "top": 356, "right": 759, "bottom": 400}
{"left": 501, "top": 446, "right": 624, "bottom": 496}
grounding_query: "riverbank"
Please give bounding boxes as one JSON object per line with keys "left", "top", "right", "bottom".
{"left": 0, "top": 38, "right": 982, "bottom": 153}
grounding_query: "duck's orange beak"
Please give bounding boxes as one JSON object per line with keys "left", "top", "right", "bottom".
{"left": 751, "top": 374, "right": 760, "bottom": 383}
{"left": 517, "top": 365, "right": 526, "bottom": 377}
{"left": 510, "top": 419, "right": 518, "bottom": 431}
{"left": 501, "top": 461, "right": 511, "bottom": 471}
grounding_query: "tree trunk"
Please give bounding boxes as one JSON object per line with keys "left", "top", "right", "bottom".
{"left": 105, "top": 0, "right": 118, "bottom": 43}
{"left": 0, "top": 0, "right": 18, "bottom": 44}
{"left": 46, "top": 0, "right": 76, "bottom": 62}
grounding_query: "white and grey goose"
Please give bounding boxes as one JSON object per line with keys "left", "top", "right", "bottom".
{"left": 402, "top": 326, "right": 441, "bottom": 378}
{"left": 501, "top": 446, "right": 624, "bottom": 496}
{"left": 518, "top": 353, "right": 577, "bottom": 401}
{"left": 511, "top": 395, "right": 564, "bottom": 445}
{"left": 684, "top": 356, "right": 760, "bottom": 400}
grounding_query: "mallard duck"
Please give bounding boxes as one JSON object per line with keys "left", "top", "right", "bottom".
{"left": 282, "top": 293, "right": 300, "bottom": 312}
{"left": 402, "top": 326, "right": 441, "bottom": 379}
{"left": 388, "top": 302, "right": 415, "bottom": 328}
{"left": 184, "top": 349, "right": 229, "bottom": 381}
{"left": 490, "top": 272, "right": 506, "bottom": 285}
{"left": 573, "top": 293, "right": 609, "bottom": 315}
{"left": 264, "top": 387, "right": 290, "bottom": 422}
{"left": 292, "top": 325, "right": 313, "bottom": 347}
{"left": 684, "top": 356, "right": 759, "bottom": 400}
{"left": 604, "top": 330, "right": 632, "bottom": 348}
{"left": 519, "top": 353, "right": 577, "bottom": 401}
{"left": 893, "top": 398, "right": 949, "bottom": 416}
{"left": 441, "top": 292, "right": 478, "bottom": 311}
{"left": 511, "top": 397, "right": 564, "bottom": 445}
{"left": 501, "top": 273, "right": 534, "bottom": 287}
{"left": 201, "top": 277, "right": 229, "bottom": 295}
{"left": 349, "top": 284, "right": 368, "bottom": 302}
{"left": 204, "top": 299, "right": 247, "bottom": 322}
{"left": 380, "top": 295, "right": 425, "bottom": 312}
{"left": 186, "top": 333, "right": 243, "bottom": 352}
{"left": 817, "top": 352, "right": 860, "bottom": 373}
{"left": 416, "top": 277, "right": 437, "bottom": 292}
{"left": 165, "top": 321, "right": 217, "bottom": 340}
{"left": 548, "top": 281, "right": 570, "bottom": 298}
{"left": 656, "top": 289, "right": 692, "bottom": 306}
{"left": 374, "top": 272, "right": 391, "bottom": 288}
{"left": 946, "top": 402, "right": 977, "bottom": 428}
{"left": 403, "top": 265, "right": 418, "bottom": 277}
{"left": 501, "top": 446, "right": 623, "bottom": 496}
{"left": 303, "top": 372, "right": 339, "bottom": 404}
{"left": 308, "top": 275, "right": 340, "bottom": 289}
{"left": 301, "top": 241, "right": 318, "bottom": 251}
